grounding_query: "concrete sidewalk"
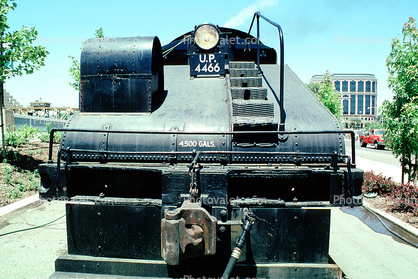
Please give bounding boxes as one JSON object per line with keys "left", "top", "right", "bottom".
{"left": 347, "top": 149, "right": 403, "bottom": 184}
{"left": 330, "top": 206, "right": 418, "bottom": 279}
{"left": 0, "top": 200, "right": 66, "bottom": 279}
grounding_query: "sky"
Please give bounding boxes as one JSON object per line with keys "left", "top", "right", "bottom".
{"left": 3, "top": 0, "right": 417, "bottom": 109}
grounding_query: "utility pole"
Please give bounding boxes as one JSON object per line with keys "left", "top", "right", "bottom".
{"left": 0, "top": 36, "right": 6, "bottom": 159}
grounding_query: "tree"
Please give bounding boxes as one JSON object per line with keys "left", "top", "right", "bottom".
{"left": 68, "top": 28, "right": 104, "bottom": 91}
{"left": 348, "top": 117, "right": 362, "bottom": 129}
{"left": 381, "top": 16, "right": 418, "bottom": 183}
{"left": 0, "top": 0, "right": 48, "bottom": 82}
{"left": 0, "top": 0, "right": 49, "bottom": 158}
{"left": 306, "top": 82, "right": 320, "bottom": 95}
{"left": 308, "top": 71, "right": 342, "bottom": 122}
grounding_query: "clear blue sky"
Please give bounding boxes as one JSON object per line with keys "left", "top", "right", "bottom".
{"left": 4, "top": 0, "right": 417, "bottom": 109}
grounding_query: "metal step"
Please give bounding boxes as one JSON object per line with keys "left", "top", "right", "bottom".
{"left": 232, "top": 101, "right": 274, "bottom": 117}
{"left": 231, "top": 87, "right": 267, "bottom": 100}
{"left": 229, "top": 61, "right": 256, "bottom": 69}
{"left": 230, "top": 68, "right": 258, "bottom": 77}
{"left": 50, "top": 254, "right": 342, "bottom": 278}
{"left": 230, "top": 77, "right": 262, "bottom": 87}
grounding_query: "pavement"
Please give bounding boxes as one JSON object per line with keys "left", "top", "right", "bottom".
{"left": 0, "top": 200, "right": 67, "bottom": 279}
{"left": 330, "top": 206, "right": 418, "bottom": 279}
{"left": 345, "top": 138, "right": 403, "bottom": 184}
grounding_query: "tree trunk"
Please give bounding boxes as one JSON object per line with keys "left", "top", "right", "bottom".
{"left": 401, "top": 155, "right": 405, "bottom": 184}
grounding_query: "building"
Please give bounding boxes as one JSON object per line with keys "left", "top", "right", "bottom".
{"left": 30, "top": 99, "right": 52, "bottom": 108}
{"left": 310, "top": 73, "right": 378, "bottom": 128}
{"left": 3, "top": 89, "right": 23, "bottom": 109}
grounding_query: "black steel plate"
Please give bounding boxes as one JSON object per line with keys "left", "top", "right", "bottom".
{"left": 190, "top": 53, "right": 225, "bottom": 76}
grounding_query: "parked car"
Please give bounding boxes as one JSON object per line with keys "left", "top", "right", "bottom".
{"left": 359, "top": 129, "right": 386, "bottom": 149}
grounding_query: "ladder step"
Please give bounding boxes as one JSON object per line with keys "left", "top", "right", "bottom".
{"left": 230, "top": 68, "right": 258, "bottom": 77}
{"left": 229, "top": 61, "right": 256, "bottom": 69}
{"left": 232, "top": 102, "right": 274, "bottom": 117}
{"left": 231, "top": 88, "right": 267, "bottom": 100}
{"left": 230, "top": 77, "right": 262, "bottom": 87}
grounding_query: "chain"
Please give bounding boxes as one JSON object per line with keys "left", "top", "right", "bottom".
{"left": 188, "top": 151, "right": 202, "bottom": 202}
{"left": 189, "top": 165, "right": 199, "bottom": 200}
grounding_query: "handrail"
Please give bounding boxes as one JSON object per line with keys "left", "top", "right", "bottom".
{"left": 48, "top": 128, "right": 356, "bottom": 164}
{"left": 248, "top": 12, "right": 285, "bottom": 131}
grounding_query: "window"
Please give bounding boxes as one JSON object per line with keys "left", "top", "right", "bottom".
{"left": 372, "top": 81, "right": 376, "bottom": 92}
{"left": 334, "top": 81, "right": 341, "bottom": 91}
{"left": 365, "top": 95, "right": 371, "bottom": 115}
{"left": 366, "top": 81, "right": 371, "bottom": 92}
{"left": 372, "top": 95, "right": 376, "bottom": 115}
{"left": 342, "top": 81, "right": 348, "bottom": 92}
{"left": 358, "top": 81, "right": 364, "bottom": 92}
{"left": 350, "top": 81, "right": 356, "bottom": 92}
{"left": 343, "top": 99, "right": 349, "bottom": 114}
{"left": 357, "top": 95, "right": 364, "bottom": 114}
{"left": 350, "top": 95, "right": 356, "bottom": 114}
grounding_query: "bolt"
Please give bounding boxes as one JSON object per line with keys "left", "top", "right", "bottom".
{"left": 219, "top": 226, "right": 226, "bottom": 233}
{"left": 220, "top": 210, "right": 227, "bottom": 217}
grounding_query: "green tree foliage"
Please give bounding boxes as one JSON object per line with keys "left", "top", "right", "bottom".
{"left": 381, "top": 16, "right": 418, "bottom": 183}
{"left": 348, "top": 117, "right": 362, "bottom": 129}
{"left": 68, "top": 28, "right": 104, "bottom": 91}
{"left": 306, "top": 82, "right": 319, "bottom": 94}
{"left": 0, "top": 0, "right": 48, "bottom": 82}
{"left": 308, "top": 71, "right": 342, "bottom": 122}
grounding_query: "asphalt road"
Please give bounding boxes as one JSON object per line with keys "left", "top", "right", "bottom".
{"left": 345, "top": 138, "right": 404, "bottom": 183}
{"left": 346, "top": 138, "right": 400, "bottom": 167}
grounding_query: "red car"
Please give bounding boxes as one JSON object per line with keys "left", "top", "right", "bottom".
{"left": 360, "top": 129, "right": 386, "bottom": 149}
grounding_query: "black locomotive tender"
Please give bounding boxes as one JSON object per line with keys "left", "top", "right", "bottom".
{"left": 40, "top": 13, "right": 363, "bottom": 278}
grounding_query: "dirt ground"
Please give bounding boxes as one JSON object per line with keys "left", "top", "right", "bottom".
{"left": 0, "top": 142, "right": 417, "bottom": 229}
{"left": 0, "top": 141, "right": 58, "bottom": 207}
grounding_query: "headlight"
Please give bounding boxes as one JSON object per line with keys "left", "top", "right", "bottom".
{"left": 193, "top": 24, "right": 220, "bottom": 50}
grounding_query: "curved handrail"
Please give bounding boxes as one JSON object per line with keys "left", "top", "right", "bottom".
{"left": 248, "top": 12, "right": 285, "bottom": 131}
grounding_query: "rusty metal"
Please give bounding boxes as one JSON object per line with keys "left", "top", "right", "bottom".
{"left": 161, "top": 200, "right": 217, "bottom": 265}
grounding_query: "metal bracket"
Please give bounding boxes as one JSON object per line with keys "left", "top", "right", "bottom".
{"left": 161, "top": 200, "right": 217, "bottom": 265}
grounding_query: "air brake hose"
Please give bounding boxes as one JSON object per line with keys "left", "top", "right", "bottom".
{"left": 221, "top": 218, "right": 254, "bottom": 279}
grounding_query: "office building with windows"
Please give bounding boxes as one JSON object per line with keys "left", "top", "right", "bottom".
{"left": 309, "top": 73, "right": 378, "bottom": 128}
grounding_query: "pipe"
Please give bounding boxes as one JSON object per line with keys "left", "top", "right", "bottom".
{"left": 221, "top": 218, "right": 254, "bottom": 279}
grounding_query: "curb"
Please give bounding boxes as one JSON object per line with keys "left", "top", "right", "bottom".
{"left": 0, "top": 194, "right": 39, "bottom": 217}
{"left": 363, "top": 199, "right": 418, "bottom": 238}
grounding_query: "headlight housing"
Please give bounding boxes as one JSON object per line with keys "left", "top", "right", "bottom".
{"left": 193, "top": 24, "right": 220, "bottom": 50}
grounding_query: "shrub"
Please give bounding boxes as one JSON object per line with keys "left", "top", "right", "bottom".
{"left": 5, "top": 124, "right": 39, "bottom": 147}
{"left": 38, "top": 123, "right": 62, "bottom": 143}
{"left": 390, "top": 183, "right": 418, "bottom": 216}
{"left": 362, "top": 171, "right": 397, "bottom": 195}
{"left": 362, "top": 171, "right": 418, "bottom": 216}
